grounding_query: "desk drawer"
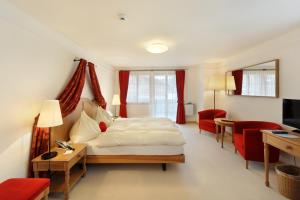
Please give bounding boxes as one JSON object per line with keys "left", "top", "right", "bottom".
{"left": 268, "top": 138, "right": 300, "bottom": 156}
{"left": 69, "top": 149, "right": 86, "bottom": 168}
{"left": 33, "top": 162, "right": 65, "bottom": 171}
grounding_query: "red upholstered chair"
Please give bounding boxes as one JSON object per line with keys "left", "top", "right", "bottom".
{"left": 0, "top": 178, "right": 50, "bottom": 200}
{"left": 198, "top": 109, "right": 227, "bottom": 134}
{"left": 233, "top": 121, "right": 281, "bottom": 169}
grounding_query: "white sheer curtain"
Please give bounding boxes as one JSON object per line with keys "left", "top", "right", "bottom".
{"left": 126, "top": 71, "right": 177, "bottom": 121}
{"left": 127, "top": 72, "right": 150, "bottom": 103}
{"left": 242, "top": 70, "right": 276, "bottom": 96}
{"left": 153, "top": 71, "right": 177, "bottom": 121}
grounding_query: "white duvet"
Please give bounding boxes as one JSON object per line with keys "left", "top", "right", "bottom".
{"left": 92, "top": 118, "right": 186, "bottom": 147}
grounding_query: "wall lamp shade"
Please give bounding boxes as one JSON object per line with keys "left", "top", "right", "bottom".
{"left": 112, "top": 94, "right": 121, "bottom": 106}
{"left": 146, "top": 43, "right": 168, "bottom": 54}
{"left": 207, "top": 75, "right": 225, "bottom": 91}
{"left": 37, "top": 100, "right": 63, "bottom": 128}
{"left": 226, "top": 75, "right": 236, "bottom": 91}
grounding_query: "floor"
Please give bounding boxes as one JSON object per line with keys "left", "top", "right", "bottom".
{"left": 50, "top": 123, "right": 287, "bottom": 200}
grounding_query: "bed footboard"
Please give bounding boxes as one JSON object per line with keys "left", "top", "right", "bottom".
{"left": 86, "top": 154, "right": 185, "bottom": 164}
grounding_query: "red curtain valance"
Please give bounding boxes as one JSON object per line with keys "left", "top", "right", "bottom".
{"left": 29, "top": 58, "right": 106, "bottom": 177}
{"left": 88, "top": 62, "right": 107, "bottom": 109}
{"left": 57, "top": 59, "right": 87, "bottom": 117}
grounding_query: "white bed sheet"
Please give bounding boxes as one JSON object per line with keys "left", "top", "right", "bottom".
{"left": 86, "top": 137, "right": 184, "bottom": 155}
{"left": 83, "top": 117, "right": 185, "bottom": 155}
{"left": 94, "top": 117, "right": 186, "bottom": 147}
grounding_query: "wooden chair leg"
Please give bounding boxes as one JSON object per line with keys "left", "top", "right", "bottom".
{"left": 235, "top": 147, "right": 237, "bottom": 154}
{"left": 246, "top": 160, "right": 249, "bottom": 169}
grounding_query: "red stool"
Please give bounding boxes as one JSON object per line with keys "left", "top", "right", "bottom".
{"left": 0, "top": 178, "right": 50, "bottom": 200}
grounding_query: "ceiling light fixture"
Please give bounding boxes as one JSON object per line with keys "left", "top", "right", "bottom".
{"left": 146, "top": 43, "right": 168, "bottom": 54}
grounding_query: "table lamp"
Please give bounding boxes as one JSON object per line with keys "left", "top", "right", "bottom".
{"left": 207, "top": 75, "right": 224, "bottom": 109}
{"left": 112, "top": 94, "right": 121, "bottom": 117}
{"left": 37, "top": 100, "right": 63, "bottom": 160}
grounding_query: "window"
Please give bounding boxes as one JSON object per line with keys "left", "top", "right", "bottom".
{"left": 153, "top": 72, "right": 177, "bottom": 121}
{"left": 127, "top": 72, "right": 150, "bottom": 103}
{"left": 126, "top": 71, "right": 178, "bottom": 121}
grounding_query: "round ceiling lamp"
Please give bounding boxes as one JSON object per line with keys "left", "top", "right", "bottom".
{"left": 146, "top": 43, "right": 168, "bottom": 54}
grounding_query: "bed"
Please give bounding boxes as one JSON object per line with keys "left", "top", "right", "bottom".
{"left": 51, "top": 98, "right": 185, "bottom": 170}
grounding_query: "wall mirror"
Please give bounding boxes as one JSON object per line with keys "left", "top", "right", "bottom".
{"left": 226, "top": 59, "right": 279, "bottom": 98}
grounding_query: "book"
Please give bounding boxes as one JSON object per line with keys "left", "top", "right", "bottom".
{"left": 270, "top": 130, "right": 300, "bottom": 138}
{"left": 221, "top": 119, "right": 234, "bottom": 122}
{"left": 271, "top": 130, "right": 289, "bottom": 134}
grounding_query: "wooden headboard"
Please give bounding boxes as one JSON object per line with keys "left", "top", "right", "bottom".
{"left": 51, "top": 98, "right": 98, "bottom": 146}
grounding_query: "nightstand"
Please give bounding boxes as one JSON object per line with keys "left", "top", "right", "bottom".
{"left": 32, "top": 143, "right": 87, "bottom": 200}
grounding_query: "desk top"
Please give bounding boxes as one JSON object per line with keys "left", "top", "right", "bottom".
{"left": 214, "top": 118, "right": 236, "bottom": 126}
{"left": 262, "top": 130, "right": 300, "bottom": 147}
{"left": 32, "top": 143, "right": 87, "bottom": 163}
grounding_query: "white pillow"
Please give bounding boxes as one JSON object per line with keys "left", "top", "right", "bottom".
{"left": 95, "top": 106, "right": 113, "bottom": 126}
{"left": 70, "top": 111, "right": 100, "bottom": 143}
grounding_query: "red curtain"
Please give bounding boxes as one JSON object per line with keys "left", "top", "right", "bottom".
{"left": 119, "top": 70, "right": 130, "bottom": 117}
{"left": 232, "top": 70, "right": 243, "bottom": 95}
{"left": 176, "top": 70, "right": 186, "bottom": 124}
{"left": 57, "top": 59, "right": 87, "bottom": 117}
{"left": 28, "top": 59, "right": 87, "bottom": 177}
{"left": 88, "top": 62, "right": 107, "bottom": 109}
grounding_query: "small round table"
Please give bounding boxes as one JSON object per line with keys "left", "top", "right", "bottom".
{"left": 214, "top": 118, "right": 236, "bottom": 148}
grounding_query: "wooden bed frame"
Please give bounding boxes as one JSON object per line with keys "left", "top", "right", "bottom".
{"left": 52, "top": 98, "right": 185, "bottom": 169}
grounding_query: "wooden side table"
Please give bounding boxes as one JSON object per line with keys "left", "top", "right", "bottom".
{"left": 214, "top": 118, "right": 235, "bottom": 148}
{"left": 32, "top": 143, "right": 87, "bottom": 200}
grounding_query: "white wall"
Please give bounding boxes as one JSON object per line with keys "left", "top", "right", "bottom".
{"left": 0, "top": 1, "right": 114, "bottom": 181}
{"left": 218, "top": 27, "right": 300, "bottom": 123}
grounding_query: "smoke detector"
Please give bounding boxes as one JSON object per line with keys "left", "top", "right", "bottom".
{"left": 118, "top": 13, "right": 127, "bottom": 21}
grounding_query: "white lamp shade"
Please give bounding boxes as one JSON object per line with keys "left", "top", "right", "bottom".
{"left": 207, "top": 75, "right": 225, "bottom": 90}
{"left": 37, "top": 100, "right": 63, "bottom": 128}
{"left": 226, "top": 75, "right": 236, "bottom": 90}
{"left": 112, "top": 94, "right": 121, "bottom": 105}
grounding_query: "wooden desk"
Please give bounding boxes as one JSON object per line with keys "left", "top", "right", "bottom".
{"left": 214, "top": 118, "right": 235, "bottom": 148}
{"left": 262, "top": 130, "right": 300, "bottom": 187}
{"left": 32, "top": 143, "right": 87, "bottom": 200}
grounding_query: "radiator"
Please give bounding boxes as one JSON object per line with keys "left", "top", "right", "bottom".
{"left": 184, "top": 103, "right": 194, "bottom": 116}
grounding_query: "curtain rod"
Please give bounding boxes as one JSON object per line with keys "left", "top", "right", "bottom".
{"left": 243, "top": 69, "right": 275, "bottom": 71}
{"left": 123, "top": 69, "right": 186, "bottom": 72}
{"left": 73, "top": 58, "right": 97, "bottom": 68}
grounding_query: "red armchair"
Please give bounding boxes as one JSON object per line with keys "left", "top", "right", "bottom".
{"left": 233, "top": 121, "right": 281, "bottom": 169}
{"left": 0, "top": 178, "right": 50, "bottom": 200}
{"left": 198, "top": 109, "right": 226, "bottom": 134}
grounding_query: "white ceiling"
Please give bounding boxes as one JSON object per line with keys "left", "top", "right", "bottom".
{"left": 9, "top": 0, "right": 300, "bottom": 67}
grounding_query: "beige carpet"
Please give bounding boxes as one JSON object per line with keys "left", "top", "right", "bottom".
{"left": 50, "top": 123, "right": 287, "bottom": 200}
